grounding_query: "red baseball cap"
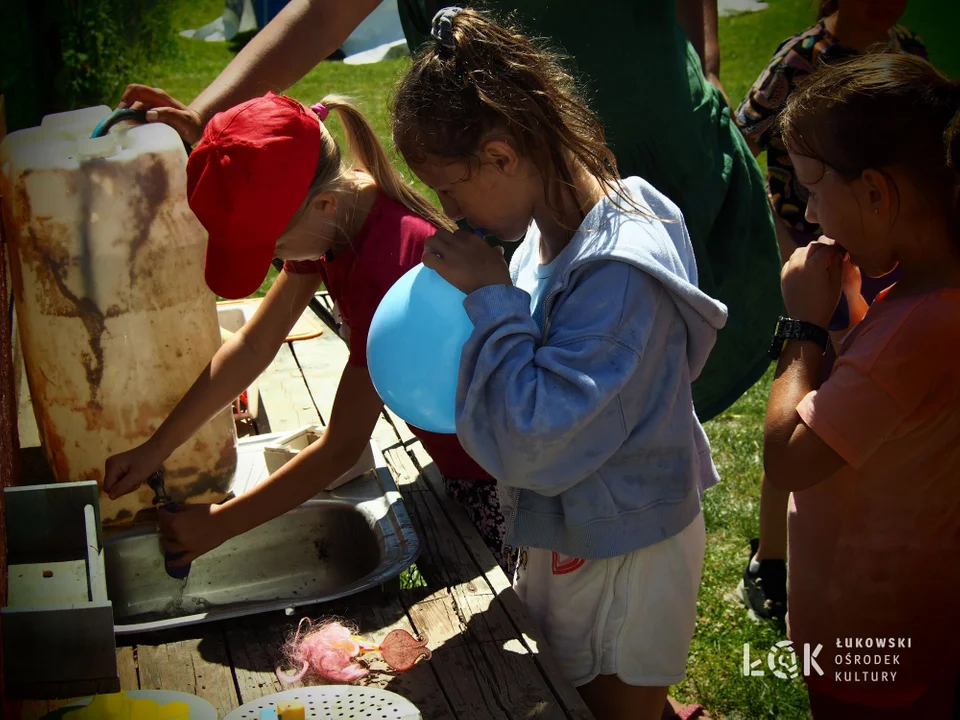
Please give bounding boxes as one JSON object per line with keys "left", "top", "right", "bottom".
{"left": 187, "top": 92, "right": 322, "bottom": 299}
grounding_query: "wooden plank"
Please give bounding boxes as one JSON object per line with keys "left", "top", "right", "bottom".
{"left": 383, "top": 407, "right": 418, "bottom": 446}
{"left": 409, "top": 443, "right": 593, "bottom": 719}
{"left": 117, "top": 645, "right": 139, "bottom": 691}
{"left": 348, "top": 599, "right": 455, "bottom": 720}
{"left": 371, "top": 412, "right": 406, "bottom": 457}
{"left": 224, "top": 596, "right": 455, "bottom": 718}
{"left": 409, "top": 441, "right": 512, "bottom": 593}
{"left": 383, "top": 441, "right": 577, "bottom": 719}
{"left": 255, "top": 342, "right": 321, "bottom": 434}
{"left": 224, "top": 612, "right": 302, "bottom": 703}
{"left": 288, "top": 316, "right": 413, "bottom": 491}
{"left": 288, "top": 326, "right": 348, "bottom": 425}
{"left": 403, "top": 490, "right": 513, "bottom": 646}
{"left": 394, "top": 444, "right": 590, "bottom": 718}
{"left": 382, "top": 444, "right": 429, "bottom": 493}
{"left": 402, "top": 591, "right": 563, "bottom": 719}
{"left": 294, "top": 303, "right": 409, "bottom": 459}
{"left": 136, "top": 627, "right": 239, "bottom": 718}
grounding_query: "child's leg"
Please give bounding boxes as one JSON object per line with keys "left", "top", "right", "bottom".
{"left": 740, "top": 473, "right": 788, "bottom": 621}
{"left": 756, "top": 472, "right": 788, "bottom": 561}
{"left": 577, "top": 674, "right": 667, "bottom": 720}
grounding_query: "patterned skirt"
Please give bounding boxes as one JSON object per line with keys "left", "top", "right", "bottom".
{"left": 443, "top": 476, "right": 517, "bottom": 579}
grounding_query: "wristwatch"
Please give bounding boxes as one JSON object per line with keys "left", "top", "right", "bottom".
{"left": 769, "top": 316, "right": 829, "bottom": 359}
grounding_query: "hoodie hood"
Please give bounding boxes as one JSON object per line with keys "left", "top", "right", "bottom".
{"left": 510, "top": 176, "right": 728, "bottom": 381}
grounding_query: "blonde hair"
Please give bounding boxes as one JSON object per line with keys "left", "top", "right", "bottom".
{"left": 298, "top": 95, "right": 454, "bottom": 234}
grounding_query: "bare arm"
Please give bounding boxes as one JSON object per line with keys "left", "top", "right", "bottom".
{"left": 676, "top": 0, "right": 731, "bottom": 105}
{"left": 189, "top": 0, "right": 382, "bottom": 127}
{"left": 153, "top": 272, "right": 317, "bottom": 454}
{"left": 676, "top": 0, "right": 705, "bottom": 68}
{"left": 118, "top": 0, "right": 381, "bottom": 143}
{"left": 209, "top": 361, "right": 384, "bottom": 548}
{"left": 763, "top": 341, "right": 846, "bottom": 492}
{"left": 702, "top": 0, "right": 721, "bottom": 80}
{"left": 104, "top": 270, "right": 319, "bottom": 498}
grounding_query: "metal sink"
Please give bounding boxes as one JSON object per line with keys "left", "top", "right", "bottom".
{"left": 104, "top": 434, "right": 419, "bottom": 634}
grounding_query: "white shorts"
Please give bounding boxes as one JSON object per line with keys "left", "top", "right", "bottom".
{"left": 514, "top": 512, "right": 706, "bottom": 687}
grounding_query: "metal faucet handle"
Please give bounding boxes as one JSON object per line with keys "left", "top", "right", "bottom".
{"left": 146, "top": 468, "right": 170, "bottom": 505}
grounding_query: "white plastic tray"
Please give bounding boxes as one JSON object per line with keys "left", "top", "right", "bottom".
{"left": 223, "top": 686, "right": 421, "bottom": 720}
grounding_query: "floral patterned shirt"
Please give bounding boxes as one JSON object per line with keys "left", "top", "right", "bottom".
{"left": 736, "top": 22, "right": 927, "bottom": 237}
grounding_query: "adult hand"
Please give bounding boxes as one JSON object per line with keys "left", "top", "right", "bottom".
{"left": 423, "top": 229, "right": 512, "bottom": 295}
{"left": 103, "top": 439, "right": 167, "bottom": 500}
{"left": 117, "top": 85, "right": 205, "bottom": 145}
{"left": 780, "top": 240, "right": 844, "bottom": 327}
{"left": 159, "top": 503, "right": 230, "bottom": 567}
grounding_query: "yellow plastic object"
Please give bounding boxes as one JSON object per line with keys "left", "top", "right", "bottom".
{"left": 65, "top": 691, "right": 190, "bottom": 719}
{"left": 276, "top": 701, "right": 306, "bottom": 720}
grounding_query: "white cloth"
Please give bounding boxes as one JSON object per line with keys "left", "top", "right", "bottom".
{"left": 515, "top": 512, "right": 706, "bottom": 687}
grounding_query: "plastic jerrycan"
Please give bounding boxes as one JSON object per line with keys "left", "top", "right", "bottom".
{"left": 0, "top": 106, "right": 237, "bottom": 527}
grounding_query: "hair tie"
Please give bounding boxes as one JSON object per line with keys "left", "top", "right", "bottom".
{"left": 310, "top": 102, "right": 329, "bottom": 122}
{"left": 430, "top": 7, "right": 462, "bottom": 49}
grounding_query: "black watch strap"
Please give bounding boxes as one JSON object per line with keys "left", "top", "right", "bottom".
{"left": 769, "top": 316, "right": 829, "bottom": 359}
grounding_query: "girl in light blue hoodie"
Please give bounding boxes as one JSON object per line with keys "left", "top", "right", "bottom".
{"left": 393, "top": 8, "right": 727, "bottom": 720}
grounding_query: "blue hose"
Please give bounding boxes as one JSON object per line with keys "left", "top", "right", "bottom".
{"left": 91, "top": 108, "right": 193, "bottom": 156}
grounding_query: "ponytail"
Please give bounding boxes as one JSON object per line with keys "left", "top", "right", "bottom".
{"left": 320, "top": 95, "right": 455, "bottom": 232}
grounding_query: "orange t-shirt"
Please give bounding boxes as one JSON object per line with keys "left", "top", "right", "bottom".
{"left": 788, "top": 287, "right": 960, "bottom": 707}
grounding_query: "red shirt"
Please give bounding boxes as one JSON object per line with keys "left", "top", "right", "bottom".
{"left": 285, "top": 192, "right": 491, "bottom": 481}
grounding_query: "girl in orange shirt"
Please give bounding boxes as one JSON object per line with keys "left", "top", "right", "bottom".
{"left": 764, "top": 53, "right": 960, "bottom": 718}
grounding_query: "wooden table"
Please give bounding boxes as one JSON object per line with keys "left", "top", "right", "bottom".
{"left": 12, "top": 293, "right": 593, "bottom": 720}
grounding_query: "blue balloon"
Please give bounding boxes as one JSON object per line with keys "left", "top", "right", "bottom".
{"left": 367, "top": 264, "right": 474, "bottom": 434}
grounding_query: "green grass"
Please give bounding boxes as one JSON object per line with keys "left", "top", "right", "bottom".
{"left": 129, "top": 2, "right": 958, "bottom": 715}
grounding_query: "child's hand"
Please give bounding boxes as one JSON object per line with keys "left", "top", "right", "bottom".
{"left": 423, "top": 229, "right": 512, "bottom": 295}
{"left": 780, "top": 240, "right": 844, "bottom": 327}
{"left": 104, "top": 440, "right": 166, "bottom": 500}
{"left": 840, "top": 252, "right": 862, "bottom": 299}
{"left": 158, "top": 503, "right": 229, "bottom": 566}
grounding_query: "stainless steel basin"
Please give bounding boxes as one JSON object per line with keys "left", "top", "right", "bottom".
{"left": 104, "top": 434, "right": 419, "bottom": 634}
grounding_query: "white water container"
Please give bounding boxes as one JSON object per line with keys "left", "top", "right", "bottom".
{"left": 1, "top": 106, "right": 237, "bottom": 527}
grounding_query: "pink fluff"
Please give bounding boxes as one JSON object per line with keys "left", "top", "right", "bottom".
{"left": 276, "top": 619, "right": 376, "bottom": 684}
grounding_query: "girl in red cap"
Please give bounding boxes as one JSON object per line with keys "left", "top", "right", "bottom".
{"left": 103, "top": 91, "right": 516, "bottom": 577}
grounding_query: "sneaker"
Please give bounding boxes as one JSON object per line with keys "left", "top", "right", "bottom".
{"left": 737, "top": 538, "right": 787, "bottom": 622}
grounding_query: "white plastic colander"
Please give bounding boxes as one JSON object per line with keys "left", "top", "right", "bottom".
{"left": 223, "top": 686, "right": 422, "bottom": 720}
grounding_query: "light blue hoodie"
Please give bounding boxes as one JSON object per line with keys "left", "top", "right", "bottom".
{"left": 456, "top": 177, "right": 727, "bottom": 559}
